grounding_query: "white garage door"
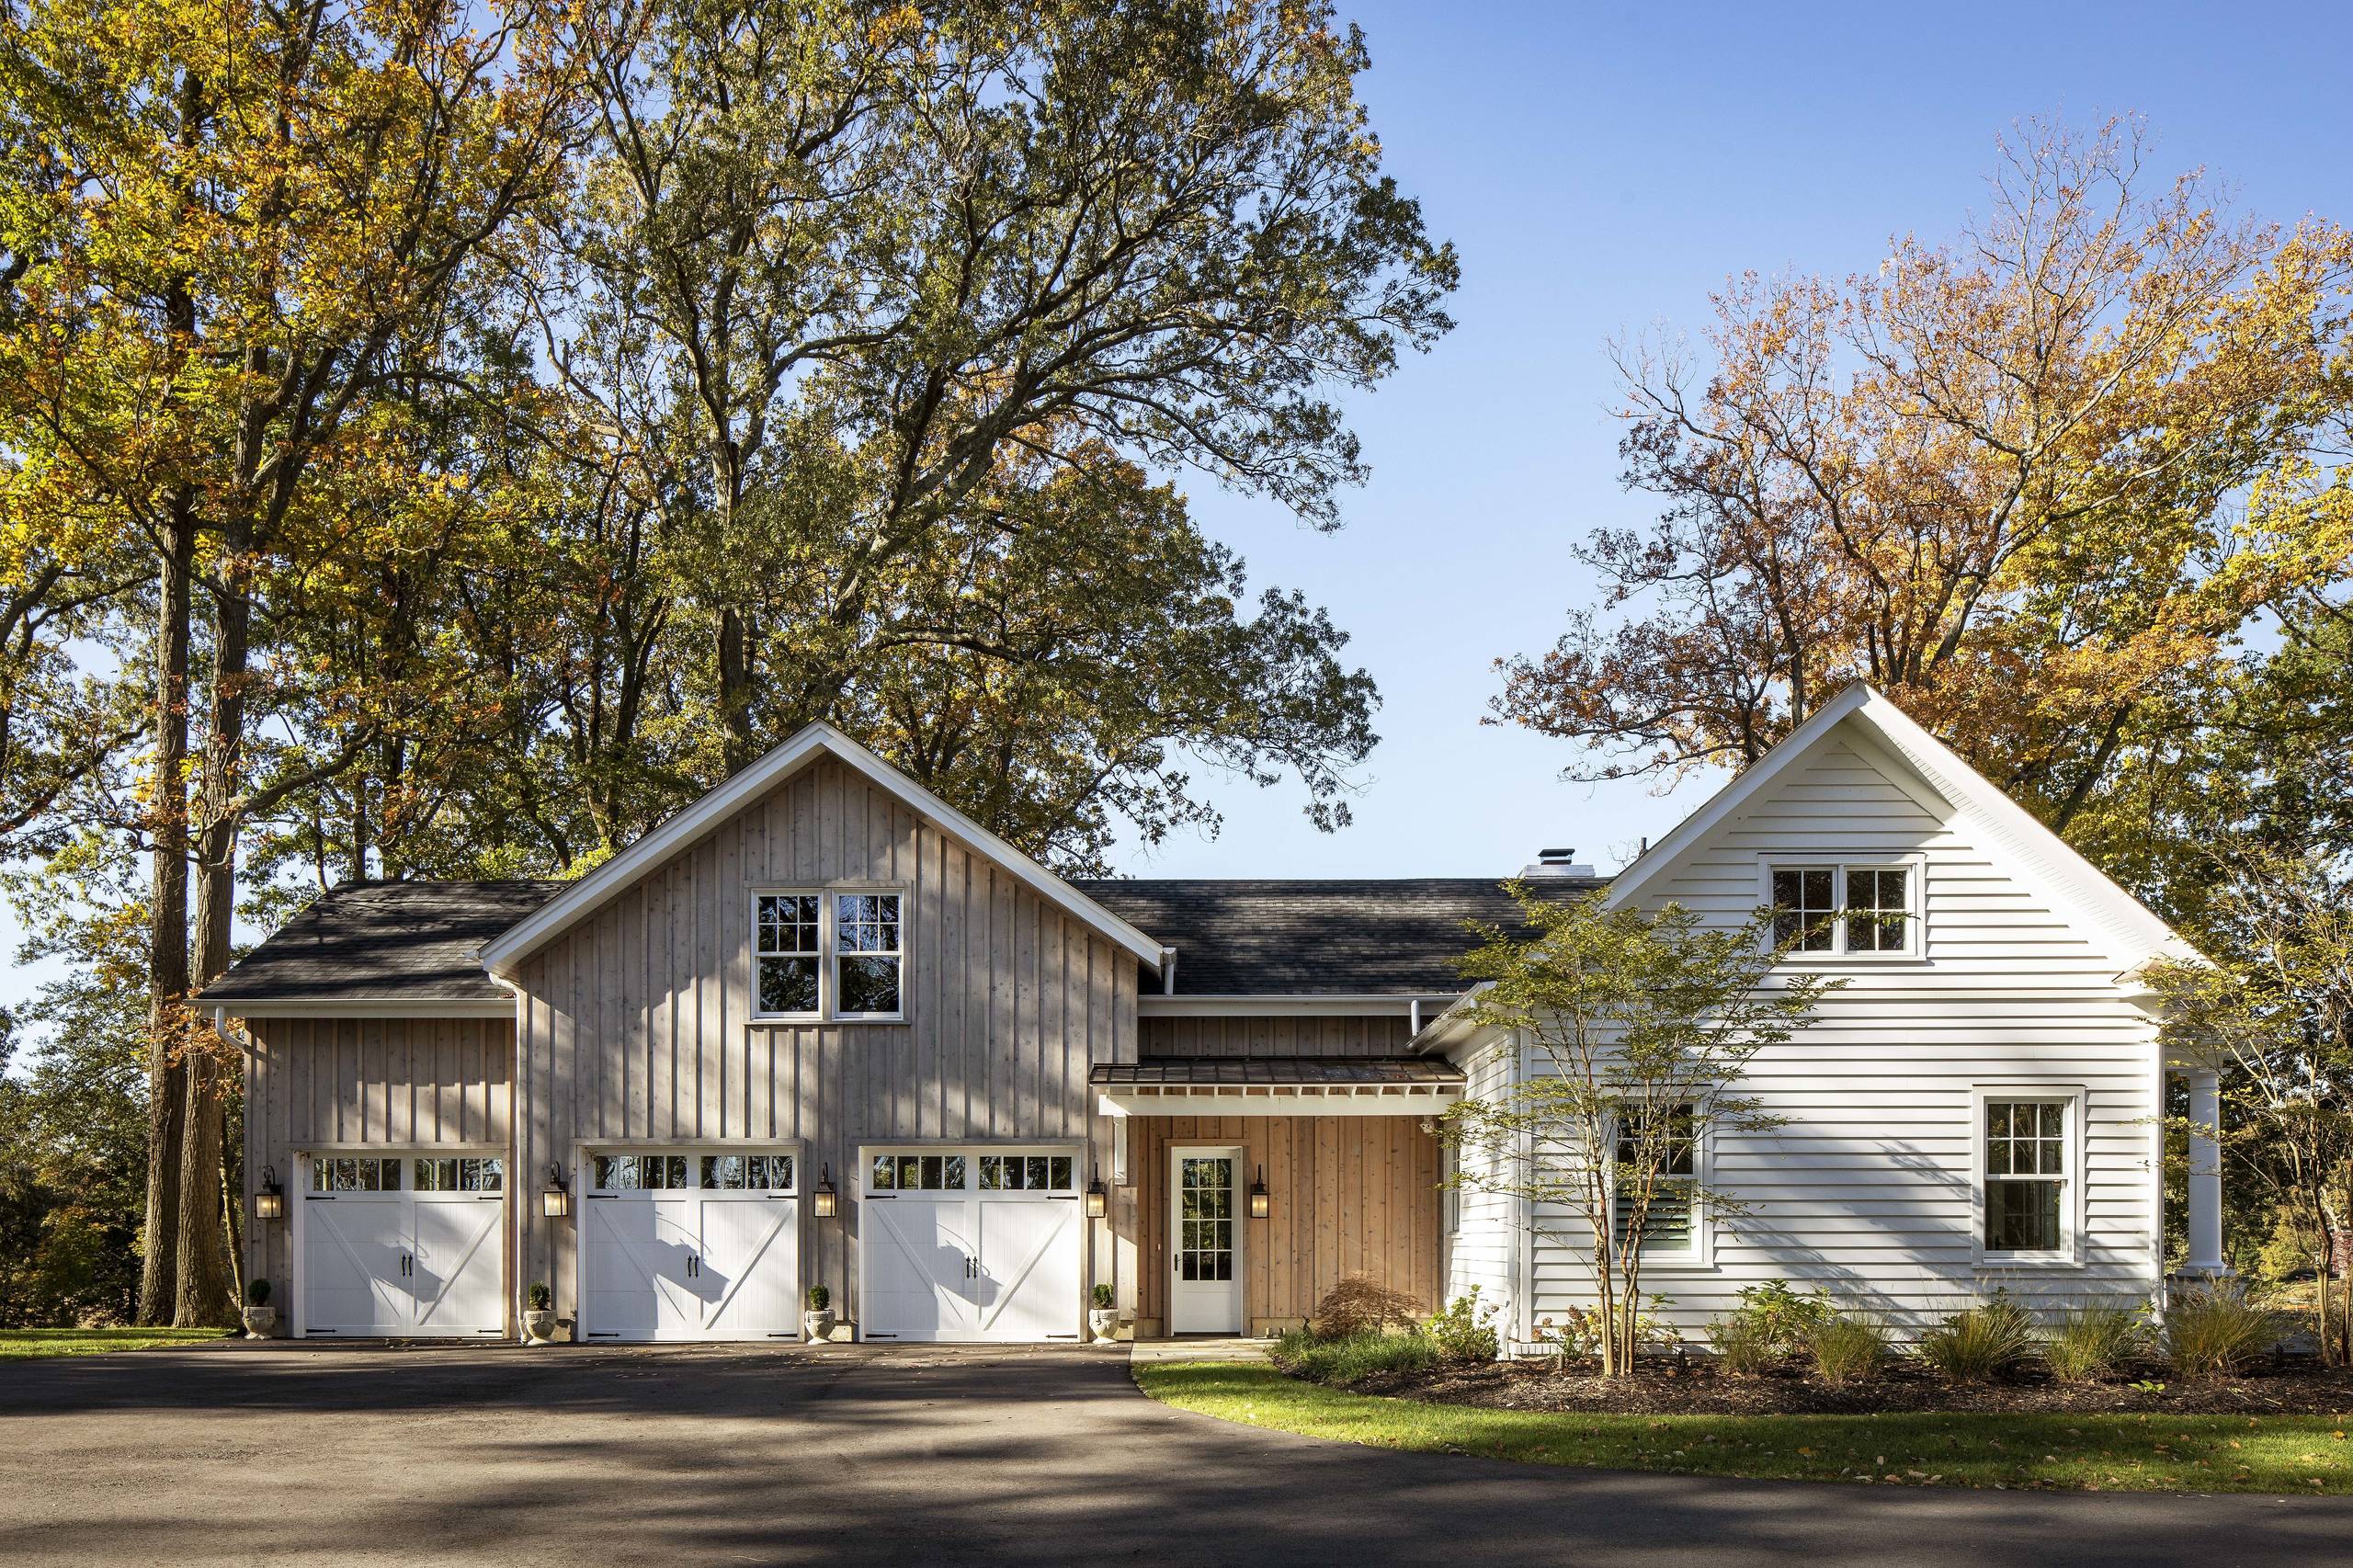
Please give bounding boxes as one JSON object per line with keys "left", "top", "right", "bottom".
{"left": 301, "top": 1155, "right": 506, "bottom": 1338}
{"left": 859, "top": 1149, "right": 1083, "bottom": 1342}
{"left": 579, "top": 1151, "right": 801, "bottom": 1342}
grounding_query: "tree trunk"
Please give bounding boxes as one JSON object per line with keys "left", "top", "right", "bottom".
{"left": 717, "top": 603, "right": 752, "bottom": 772}
{"left": 173, "top": 519, "right": 253, "bottom": 1329}
{"left": 137, "top": 491, "right": 195, "bottom": 1325}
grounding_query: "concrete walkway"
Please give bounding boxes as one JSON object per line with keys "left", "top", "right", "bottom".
{"left": 0, "top": 1340, "right": 2343, "bottom": 1566}
{"left": 1129, "top": 1335, "right": 1273, "bottom": 1364}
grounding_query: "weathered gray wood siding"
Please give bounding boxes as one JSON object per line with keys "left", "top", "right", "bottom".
{"left": 515, "top": 756, "right": 1139, "bottom": 1323}
{"left": 1136, "top": 1014, "right": 1414, "bottom": 1057}
{"left": 238, "top": 1016, "right": 516, "bottom": 1306}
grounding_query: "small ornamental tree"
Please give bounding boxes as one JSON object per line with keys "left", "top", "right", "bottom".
{"left": 1440, "top": 884, "right": 1840, "bottom": 1376}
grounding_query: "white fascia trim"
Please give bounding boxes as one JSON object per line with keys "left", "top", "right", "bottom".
{"left": 1139, "top": 994, "right": 1449, "bottom": 1017}
{"left": 212, "top": 997, "right": 517, "bottom": 1018}
{"left": 479, "top": 721, "right": 1165, "bottom": 977}
{"left": 1602, "top": 682, "right": 1880, "bottom": 910}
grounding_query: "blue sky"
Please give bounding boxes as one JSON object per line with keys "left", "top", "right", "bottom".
{"left": 7, "top": 5, "right": 2350, "bottom": 1029}
{"left": 1115, "top": 0, "right": 2353, "bottom": 880}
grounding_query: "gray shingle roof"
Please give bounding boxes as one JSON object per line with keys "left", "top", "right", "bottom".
{"left": 1091, "top": 1055, "right": 1463, "bottom": 1086}
{"left": 1066, "top": 877, "right": 1604, "bottom": 996}
{"left": 203, "top": 880, "right": 564, "bottom": 1002}
{"left": 208, "top": 873, "right": 1605, "bottom": 1004}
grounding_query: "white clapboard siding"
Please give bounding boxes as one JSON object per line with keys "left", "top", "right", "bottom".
{"left": 1461, "top": 720, "right": 2163, "bottom": 1349}
{"left": 1442, "top": 1038, "right": 1520, "bottom": 1330}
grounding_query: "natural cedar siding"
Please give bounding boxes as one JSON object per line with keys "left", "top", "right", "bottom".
{"left": 1127, "top": 1113, "right": 1441, "bottom": 1335}
{"left": 239, "top": 1015, "right": 515, "bottom": 1323}
{"left": 1135, "top": 1014, "right": 1414, "bottom": 1058}
{"left": 515, "top": 756, "right": 1138, "bottom": 1326}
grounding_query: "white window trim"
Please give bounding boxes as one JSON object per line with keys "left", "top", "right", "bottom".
{"left": 749, "top": 883, "right": 909, "bottom": 1023}
{"left": 1970, "top": 1084, "right": 2086, "bottom": 1267}
{"left": 1757, "top": 853, "right": 1928, "bottom": 963}
{"left": 1604, "top": 1103, "right": 1714, "bottom": 1272}
{"left": 829, "top": 884, "right": 906, "bottom": 1023}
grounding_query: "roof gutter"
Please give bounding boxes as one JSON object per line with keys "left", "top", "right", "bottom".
{"left": 202, "top": 997, "right": 517, "bottom": 1019}
{"left": 1137, "top": 993, "right": 1460, "bottom": 1018}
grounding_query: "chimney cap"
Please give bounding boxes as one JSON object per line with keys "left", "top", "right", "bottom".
{"left": 1538, "top": 846, "right": 1575, "bottom": 863}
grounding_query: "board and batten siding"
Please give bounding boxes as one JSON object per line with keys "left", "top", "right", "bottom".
{"left": 1461, "top": 719, "right": 2163, "bottom": 1348}
{"left": 1127, "top": 1113, "right": 1441, "bottom": 1336}
{"left": 1135, "top": 1014, "right": 1413, "bottom": 1058}
{"left": 238, "top": 1015, "right": 516, "bottom": 1313}
{"left": 513, "top": 755, "right": 1139, "bottom": 1327}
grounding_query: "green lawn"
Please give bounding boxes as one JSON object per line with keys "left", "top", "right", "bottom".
{"left": 0, "top": 1327, "right": 233, "bottom": 1361}
{"left": 1134, "top": 1361, "right": 2353, "bottom": 1495}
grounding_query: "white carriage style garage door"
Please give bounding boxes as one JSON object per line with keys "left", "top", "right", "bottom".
{"left": 300, "top": 1155, "right": 506, "bottom": 1337}
{"left": 579, "top": 1151, "right": 802, "bottom": 1342}
{"left": 858, "top": 1148, "right": 1084, "bottom": 1342}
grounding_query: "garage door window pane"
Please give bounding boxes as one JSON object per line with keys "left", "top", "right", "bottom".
{"left": 870, "top": 1154, "right": 895, "bottom": 1191}
{"left": 313, "top": 1157, "right": 402, "bottom": 1192}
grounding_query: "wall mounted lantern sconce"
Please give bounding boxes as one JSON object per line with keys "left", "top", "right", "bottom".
{"left": 813, "top": 1165, "right": 839, "bottom": 1219}
{"left": 540, "top": 1164, "right": 571, "bottom": 1220}
{"left": 1248, "top": 1165, "right": 1270, "bottom": 1221}
{"left": 1085, "top": 1167, "right": 1108, "bottom": 1219}
{"left": 253, "top": 1166, "right": 286, "bottom": 1221}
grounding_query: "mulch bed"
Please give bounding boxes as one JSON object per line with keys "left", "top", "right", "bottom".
{"left": 1341, "top": 1355, "right": 2353, "bottom": 1416}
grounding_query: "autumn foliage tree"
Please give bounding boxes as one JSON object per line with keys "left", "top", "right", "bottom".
{"left": 1496, "top": 119, "right": 2353, "bottom": 892}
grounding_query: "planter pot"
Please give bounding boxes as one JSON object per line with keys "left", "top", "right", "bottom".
{"left": 523, "top": 1309, "right": 558, "bottom": 1344}
{"left": 803, "top": 1310, "right": 837, "bottom": 1342}
{"left": 241, "top": 1306, "right": 277, "bottom": 1340}
{"left": 1088, "top": 1308, "right": 1119, "bottom": 1344}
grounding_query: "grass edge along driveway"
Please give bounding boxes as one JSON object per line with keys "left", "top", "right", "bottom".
{"left": 0, "top": 1327, "right": 232, "bottom": 1360}
{"left": 1133, "top": 1360, "right": 2353, "bottom": 1496}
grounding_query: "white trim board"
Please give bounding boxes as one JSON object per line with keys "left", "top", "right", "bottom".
{"left": 481, "top": 722, "right": 1165, "bottom": 978}
{"left": 212, "top": 998, "right": 516, "bottom": 1018}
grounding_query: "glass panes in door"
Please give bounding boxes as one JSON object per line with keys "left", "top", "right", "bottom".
{"left": 1177, "top": 1156, "right": 1234, "bottom": 1282}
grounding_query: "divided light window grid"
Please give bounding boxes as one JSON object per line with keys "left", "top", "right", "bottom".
{"left": 591, "top": 1153, "right": 797, "bottom": 1191}
{"left": 414, "top": 1157, "right": 504, "bottom": 1193}
{"left": 1770, "top": 864, "right": 1915, "bottom": 955}
{"left": 834, "top": 893, "right": 903, "bottom": 1016}
{"left": 756, "top": 893, "right": 822, "bottom": 1016}
{"left": 1984, "top": 1100, "right": 2067, "bottom": 1254}
{"left": 870, "top": 1153, "right": 966, "bottom": 1191}
{"left": 1611, "top": 1105, "right": 1698, "bottom": 1256}
{"left": 979, "top": 1154, "right": 1074, "bottom": 1192}
{"left": 312, "top": 1157, "right": 404, "bottom": 1191}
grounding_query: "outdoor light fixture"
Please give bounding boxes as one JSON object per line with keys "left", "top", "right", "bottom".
{"left": 812, "top": 1165, "right": 839, "bottom": 1219}
{"left": 252, "top": 1165, "right": 286, "bottom": 1221}
{"left": 1085, "top": 1167, "right": 1108, "bottom": 1219}
{"left": 540, "top": 1163, "right": 571, "bottom": 1220}
{"left": 1248, "top": 1165, "right": 1270, "bottom": 1221}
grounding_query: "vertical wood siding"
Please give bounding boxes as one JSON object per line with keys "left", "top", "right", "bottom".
{"left": 516, "top": 756, "right": 1139, "bottom": 1323}
{"left": 239, "top": 1016, "right": 515, "bottom": 1308}
{"left": 1136, "top": 1015, "right": 1413, "bottom": 1058}
{"left": 1128, "top": 1114, "right": 1440, "bottom": 1335}
{"left": 1464, "top": 720, "right": 2165, "bottom": 1346}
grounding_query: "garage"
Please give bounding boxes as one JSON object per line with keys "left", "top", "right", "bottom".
{"left": 858, "top": 1147, "right": 1085, "bottom": 1342}
{"left": 578, "top": 1150, "right": 802, "bottom": 1341}
{"left": 300, "top": 1154, "right": 506, "bottom": 1337}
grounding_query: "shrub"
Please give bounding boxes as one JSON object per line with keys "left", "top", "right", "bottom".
{"left": 246, "top": 1278, "right": 271, "bottom": 1308}
{"left": 1915, "top": 1295, "right": 2038, "bottom": 1381}
{"left": 1807, "top": 1312, "right": 1888, "bottom": 1386}
{"left": 1311, "top": 1274, "right": 1423, "bottom": 1340}
{"left": 1706, "top": 1278, "right": 1829, "bottom": 1374}
{"left": 1272, "top": 1327, "right": 1438, "bottom": 1387}
{"left": 1090, "top": 1282, "right": 1115, "bottom": 1311}
{"left": 1425, "top": 1288, "right": 1500, "bottom": 1365}
{"left": 1533, "top": 1301, "right": 1675, "bottom": 1367}
{"left": 2165, "top": 1282, "right": 2279, "bottom": 1377}
{"left": 526, "top": 1281, "right": 552, "bottom": 1312}
{"left": 2045, "top": 1303, "right": 2143, "bottom": 1382}
{"left": 805, "top": 1283, "right": 830, "bottom": 1312}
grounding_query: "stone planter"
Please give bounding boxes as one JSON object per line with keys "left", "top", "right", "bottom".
{"left": 523, "top": 1309, "right": 559, "bottom": 1344}
{"left": 1088, "top": 1308, "right": 1119, "bottom": 1344}
{"left": 803, "top": 1309, "right": 837, "bottom": 1342}
{"left": 241, "top": 1306, "right": 277, "bottom": 1340}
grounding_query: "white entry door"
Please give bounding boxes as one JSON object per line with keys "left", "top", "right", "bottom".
{"left": 300, "top": 1155, "right": 506, "bottom": 1338}
{"left": 1169, "top": 1149, "right": 1243, "bottom": 1335}
{"left": 858, "top": 1149, "right": 1084, "bottom": 1342}
{"left": 578, "top": 1151, "right": 801, "bottom": 1342}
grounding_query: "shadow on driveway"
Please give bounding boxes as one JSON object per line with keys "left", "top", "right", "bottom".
{"left": 0, "top": 1343, "right": 2343, "bottom": 1566}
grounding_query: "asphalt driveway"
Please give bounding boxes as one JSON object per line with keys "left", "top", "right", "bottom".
{"left": 0, "top": 1341, "right": 2344, "bottom": 1567}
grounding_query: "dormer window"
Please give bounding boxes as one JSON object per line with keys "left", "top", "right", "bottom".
{"left": 755, "top": 889, "right": 905, "bottom": 1020}
{"left": 1767, "top": 860, "right": 1919, "bottom": 958}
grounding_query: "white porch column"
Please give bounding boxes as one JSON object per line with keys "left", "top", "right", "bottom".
{"left": 2183, "top": 1067, "right": 2228, "bottom": 1276}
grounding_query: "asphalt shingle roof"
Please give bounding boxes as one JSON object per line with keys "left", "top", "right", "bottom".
{"left": 203, "top": 880, "right": 564, "bottom": 1002}
{"left": 1066, "top": 876, "right": 1604, "bottom": 996}
{"left": 209, "top": 873, "right": 1605, "bottom": 1004}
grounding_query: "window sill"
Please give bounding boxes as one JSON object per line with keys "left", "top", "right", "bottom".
{"left": 1774, "top": 953, "right": 1929, "bottom": 968}
{"left": 750, "top": 1015, "right": 911, "bottom": 1028}
{"left": 1975, "top": 1252, "right": 2081, "bottom": 1269}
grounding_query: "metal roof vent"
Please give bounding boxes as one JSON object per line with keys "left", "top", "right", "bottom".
{"left": 1521, "top": 846, "right": 1597, "bottom": 879}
